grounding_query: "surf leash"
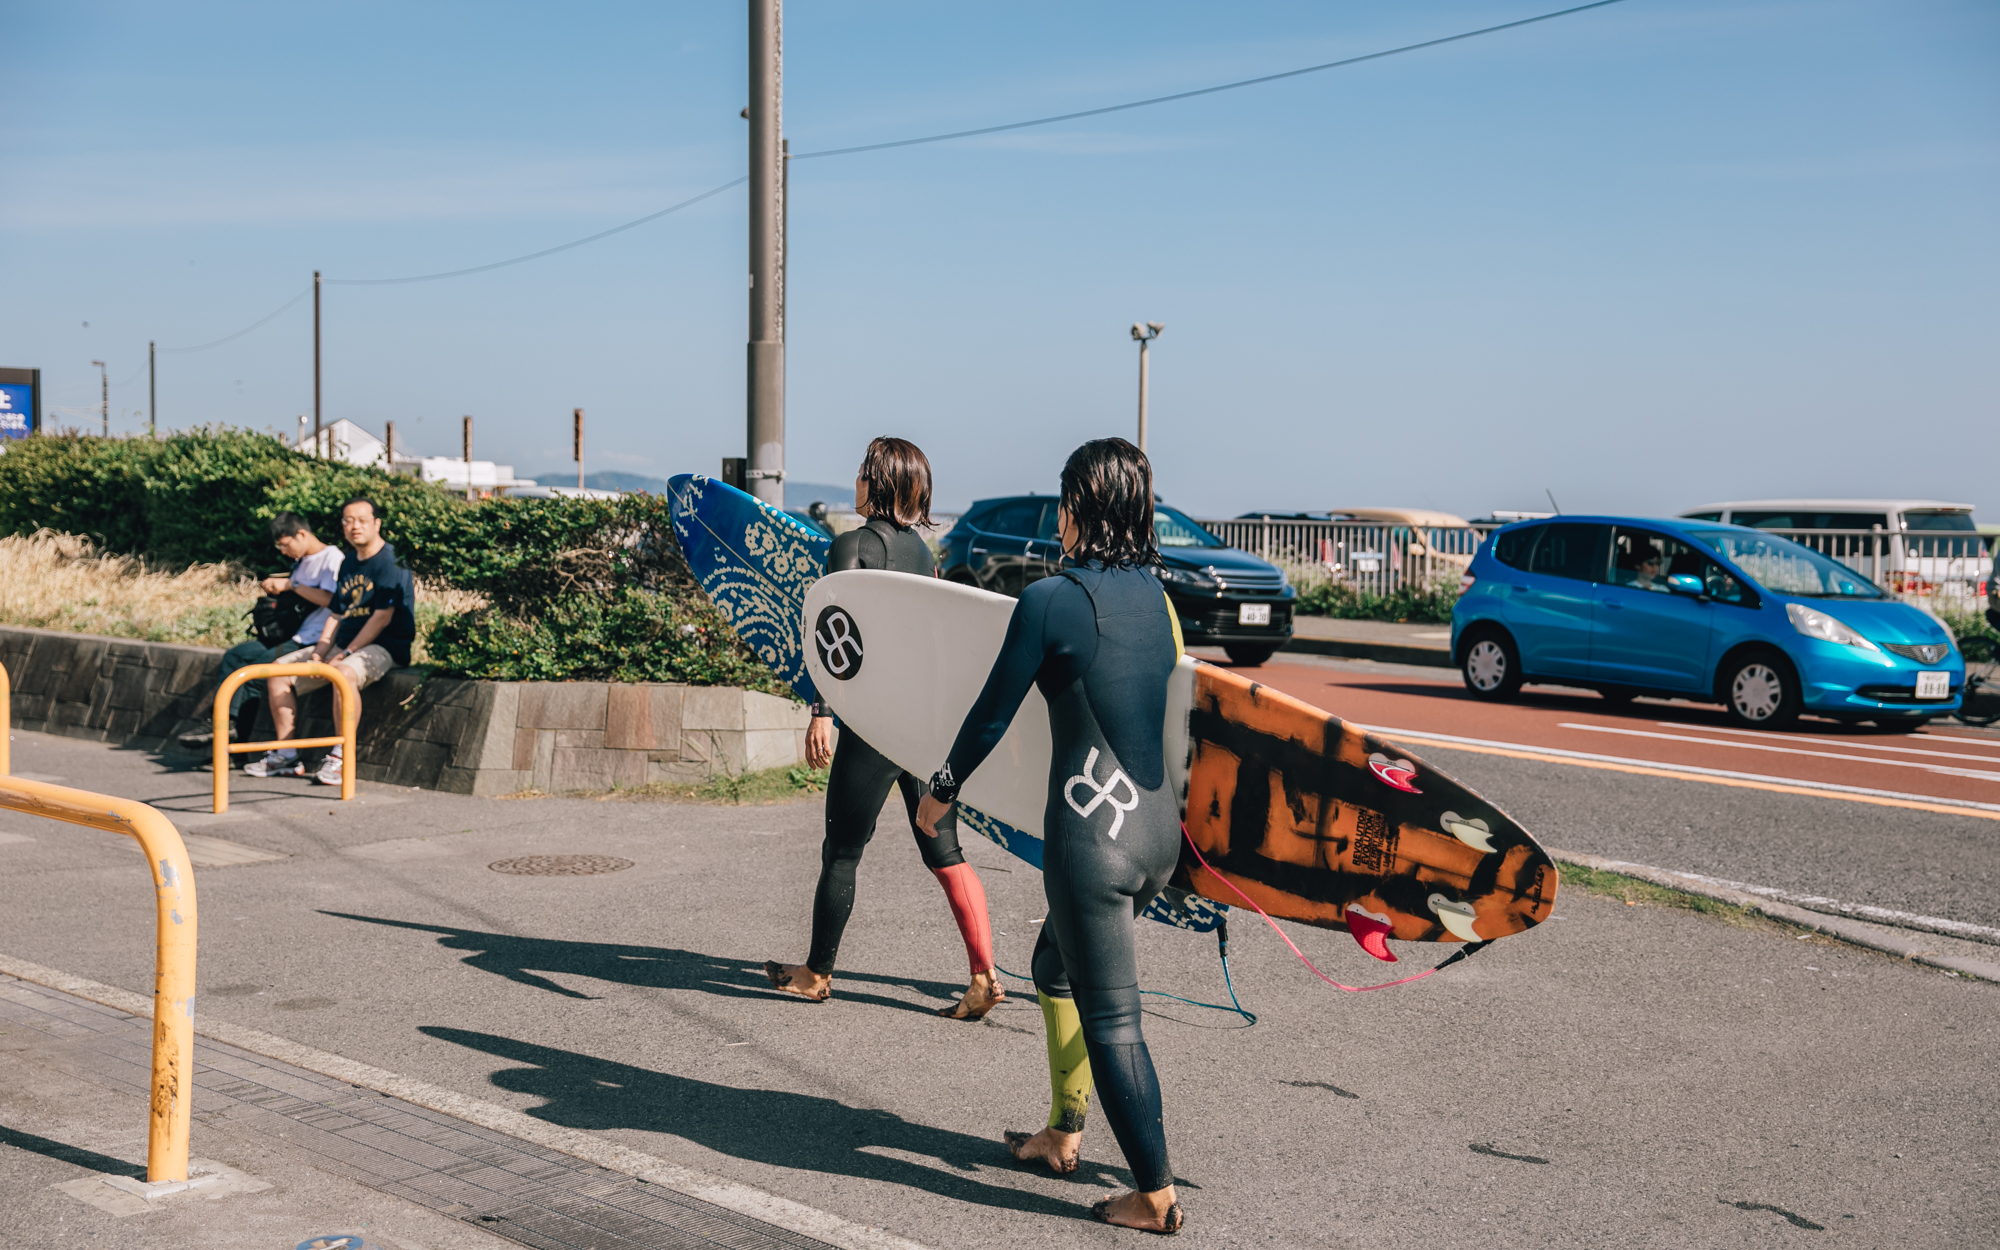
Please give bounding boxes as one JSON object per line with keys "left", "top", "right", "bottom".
{"left": 994, "top": 920, "right": 1256, "bottom": 1025}
{"left": 1181, "top": 824, "right": 1490, "bottom": 993}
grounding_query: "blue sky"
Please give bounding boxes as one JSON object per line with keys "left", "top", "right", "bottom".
{"left": 4, "top": 0, "right": 1995, "bottom": 517}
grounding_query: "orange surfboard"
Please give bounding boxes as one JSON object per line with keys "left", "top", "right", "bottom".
{"left": 1176, "top": 664, "right": 1557, "bottom": 960}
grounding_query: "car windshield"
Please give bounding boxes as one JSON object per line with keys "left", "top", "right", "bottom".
{"left": 1155, "top": 505, "right": 1226, "bottom": 548}
{"left": 1684, "top": 529, "right": 1885, "bottom": 599}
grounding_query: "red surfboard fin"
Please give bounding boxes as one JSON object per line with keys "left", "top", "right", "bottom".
{"left": 1345, "top": 903, "right": 1398, "bottom": 962}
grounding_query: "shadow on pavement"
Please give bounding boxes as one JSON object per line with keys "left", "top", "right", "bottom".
{"left": 420, "top": 1025, "right": 1116, "bottom": 1216}
{"left": 1330, "top": 681, "right": 1922, "bottom": 737}
{"left": 321, "top": 912, "right": 960, "bottom": 1015}
{"left": 0, "top": 1123, "right": 146, "bottom": 1178}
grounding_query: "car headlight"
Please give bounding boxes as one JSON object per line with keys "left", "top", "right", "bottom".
{"left": 1155, "top": 565, "right": 1219, "bottom": 590}
{"left": 1786, "top": 603, "right": 1880, "bottom": 652}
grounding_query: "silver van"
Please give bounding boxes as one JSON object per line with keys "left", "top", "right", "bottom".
{"left": 1677, "top": 499, "right": 1981, "bottom": 601}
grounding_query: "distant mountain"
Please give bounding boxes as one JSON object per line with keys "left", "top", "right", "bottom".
{"left": 522, "top": 470, "right": 852, "bottom": 510}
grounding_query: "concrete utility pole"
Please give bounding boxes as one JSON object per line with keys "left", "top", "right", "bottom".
{"left": 573, "top": 408, "right": 584, "bottom": 490}
{"left": 745, "top": 0, "right": 786, "bottom": 506}
{"left": 1131, "top": 322, "right": 1163, "bottom": 456}
{"left": 148, "top": 342, "right": 157, "bottom": 437}
{"left": 462, "top": 415, "right": 475, "bottom": 501}
{"left": 312, "top": 270, "right": 323, "bottom": 456}
{"left": 90, "top": 361, "right": 108, "bottom": 436}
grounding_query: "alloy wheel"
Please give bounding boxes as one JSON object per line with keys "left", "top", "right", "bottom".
{"left": 1731, "top": 663, "right": 1785, "bottom": 722}
{"left": 1467, "top": 640, "right": 1508, "bottom": 692}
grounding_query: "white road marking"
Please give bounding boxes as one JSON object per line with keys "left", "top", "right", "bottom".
{"left": 1666, "top": 722, "right": 2000, "bottom": 764}
{"left": 1557, "top": 722, "right": 2000, "bottom": 782}
{"left": 1355, "top": 723, "right": 2000, "bottom": 814}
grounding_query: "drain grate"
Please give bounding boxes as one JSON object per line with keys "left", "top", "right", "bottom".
{"left": 488, "top": 854, "right": 635, "bottom": 876}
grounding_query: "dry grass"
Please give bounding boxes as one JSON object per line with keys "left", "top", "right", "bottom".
{"left": 0, "top": 529, "right": 483, "bottom": 660}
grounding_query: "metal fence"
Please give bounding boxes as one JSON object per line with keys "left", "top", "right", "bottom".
{"left": 1729, "top": 528, "right": 1989, "bottom": 616}
{"left": 1194, "top": 518, "right": 1496, "bottom": 595}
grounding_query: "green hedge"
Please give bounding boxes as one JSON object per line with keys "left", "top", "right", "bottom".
{"left": 0, "top": 430, "right": 784, "bottom": 692}
{"left": 1295, "top": 580, "right": 1460, "bottom": 624}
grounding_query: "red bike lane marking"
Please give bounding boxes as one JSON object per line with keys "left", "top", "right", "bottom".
{"left": 1231, "top": 659, "right": 2000, "bottom": 806}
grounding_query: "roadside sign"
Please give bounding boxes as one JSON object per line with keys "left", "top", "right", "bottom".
{"left": 0, "top": 368, "right": 40, "bottom": 440}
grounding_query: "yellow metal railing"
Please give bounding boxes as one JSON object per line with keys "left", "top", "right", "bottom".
{"left": 212, "top": 661, "right": 358, "bottom": 812}
{"left": 0, "top": 777, "right": 197, "bottom": 1182}
{"left": 1, "top": 658, "right": 10, "bottom": 775}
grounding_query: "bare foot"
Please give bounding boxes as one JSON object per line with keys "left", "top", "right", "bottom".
{"left": 763, "top": 960, "right": 830, "bottom": 1002}
{"left": 1003, "top": 1126, "right": 1081, "bottom": 1175}
{"left": 938, "top": 969, "right": 1007, "bottom": 1020}
{"left": 1090, "top": 1188, "right": 1182, "bottom": 1234}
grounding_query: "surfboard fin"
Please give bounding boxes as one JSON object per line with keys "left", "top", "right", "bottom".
{"left": 1344, "top": 903, "right": 1397, "bottom": 962}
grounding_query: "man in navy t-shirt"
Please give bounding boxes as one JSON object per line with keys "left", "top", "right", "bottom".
{"left": 249, "top": 497, "right": 418, "bottom": 786}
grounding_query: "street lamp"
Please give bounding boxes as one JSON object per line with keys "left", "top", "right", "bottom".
{"left": 91, "top": 361, "right": 108, "bottom": 437}
{"left": 1130, "top": 322, "right": 1163, "bottom": 456}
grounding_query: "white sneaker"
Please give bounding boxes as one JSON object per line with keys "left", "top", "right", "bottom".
{"left": 313, "top": 750, "right": 344, "bottom": 787}
{"left": 244, "top": 751, "right": 304, "bottom": 779}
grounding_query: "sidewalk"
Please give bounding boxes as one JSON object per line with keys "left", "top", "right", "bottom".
{"left": 3, "top": 727, "right": 1997, "bottom": 1248}
{"left": 1283, "top": 616, "right": 1454, "bottom": 667}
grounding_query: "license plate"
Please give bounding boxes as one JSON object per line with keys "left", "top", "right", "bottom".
{"left": 1238, "top": 603, "right": 1271, "bottom": 626}
{"left": 1915, "top": 671, "right": 1949, "bottom": 699}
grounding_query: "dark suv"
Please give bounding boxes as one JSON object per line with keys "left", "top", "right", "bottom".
{"left": 939, "top": 495, "right": 1296, "bottom": 665}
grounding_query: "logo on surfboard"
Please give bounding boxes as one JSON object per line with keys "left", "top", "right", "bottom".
{"left": 1064, "top": 747, "right": 1139, "bottom": 840}
{"left": 813, "top": 605, "right": 865, "bottom": 679}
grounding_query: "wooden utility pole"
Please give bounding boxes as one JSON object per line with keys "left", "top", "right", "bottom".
{"left": 573, "top": 408, "right": 584, "bottom": 490}
{"left": 462, "top": 415, "right": 474, "bottom": 500}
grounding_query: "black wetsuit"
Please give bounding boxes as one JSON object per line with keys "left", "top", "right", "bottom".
{"left": 941, "top": 562, "right": 1179, "bottom": 1192}
{"left": 806, "top": 518, "right": 967, "bottom": 976}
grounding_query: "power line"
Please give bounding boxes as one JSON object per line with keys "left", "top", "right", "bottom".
{"left": 326, "top": 177, "right": 748, "bottom": 285}
{"left": 157, "top": 287, "right": 311, "bottom": 353}
{"left": 793, "top": 0, "right": 1632, "bottom": 161}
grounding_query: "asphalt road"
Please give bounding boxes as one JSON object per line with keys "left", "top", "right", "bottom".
{"left": 2, "top": 727, "right": 1996, "bottom": 1249}
{"left": 1192, "top": 650, "right": 2000, "bottom": 932}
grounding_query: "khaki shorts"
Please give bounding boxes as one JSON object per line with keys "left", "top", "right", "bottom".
{"left": 272, "top": 644, "right": 396, "bottom": 695}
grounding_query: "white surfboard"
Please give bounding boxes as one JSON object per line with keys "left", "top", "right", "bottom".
{"left": 801, "top": 570, "right": 1195, "bottom": 838}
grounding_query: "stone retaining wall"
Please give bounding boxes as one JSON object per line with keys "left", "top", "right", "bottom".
{"left": 0, "top": 624, "right": 806, "bottom": 796}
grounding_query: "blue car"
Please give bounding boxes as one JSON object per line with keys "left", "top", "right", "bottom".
{"left": 1451, "top": 516, "right": 1962, "bottom": 728}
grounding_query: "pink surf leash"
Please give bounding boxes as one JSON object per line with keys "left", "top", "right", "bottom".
{"left": 1181, "top": 824, "right": 1484, "bottom": 993}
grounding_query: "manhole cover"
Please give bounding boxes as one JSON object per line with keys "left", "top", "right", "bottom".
{"left": 488, "top": 855, "right": 634, "bottom": 876}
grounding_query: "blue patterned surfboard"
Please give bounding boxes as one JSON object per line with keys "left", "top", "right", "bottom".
{"left": 666, "top": 473, "right": 1224, "bottom": 933}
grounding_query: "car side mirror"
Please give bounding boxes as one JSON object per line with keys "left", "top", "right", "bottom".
{"left": 1666, "top": 573, "right": 1704, "bottom": 596}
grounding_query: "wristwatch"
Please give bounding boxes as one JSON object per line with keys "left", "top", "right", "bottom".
{"left": 927, "top": 762, "right": 959, "bottom": 805}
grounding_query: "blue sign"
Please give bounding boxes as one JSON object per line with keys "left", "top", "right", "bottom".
{"left": 0, "top": 384, "right": 29, "bottom": 440}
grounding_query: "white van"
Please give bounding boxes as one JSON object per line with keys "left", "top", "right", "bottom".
{"left": 1677, "top": 499, "right": 1982, "bottom": 599}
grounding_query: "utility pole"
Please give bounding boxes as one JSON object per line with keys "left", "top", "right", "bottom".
{"left": 1130, "top": 321, "right": 1163, "bottom": 456}
{"left": 384, "top": 421, "right": 395, "bottom": 473}
{"left": 148, "top": 341, "right": 156, "bottom": 437}
{"left": 312, "top": 270, "right": 323, "bottom": 456}
{"left": 91, "top": 360, "right": 108, "bottom": 436}
{"left": 573, "top": 408, "right": 584, "bottom": 490}
{"left": 462, "top": 415, "right": 475, "bottom": 501}
{"left": 745, "top": 0, "right": 786, "bottom": 506}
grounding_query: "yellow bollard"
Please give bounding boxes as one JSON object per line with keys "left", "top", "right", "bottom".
{"left": 1, "top": 658, "right": 10, "bottom": 776}
{"left": 0, "top": 777, "right": 196, "bottom": 1182}
{"left": 211, "top": 661, "right": 359, "bottom": 813}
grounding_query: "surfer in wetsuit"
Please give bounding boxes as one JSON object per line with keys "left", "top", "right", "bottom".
{"left": 765, "top": 437, "right": 1006, "bottom": 1021}
{"left": 917, "top": 437, "right": 1185, "bottom": 1234}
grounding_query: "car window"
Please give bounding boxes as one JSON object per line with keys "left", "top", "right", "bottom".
{"left": 1681, "top": 511, "right": 1723, "bottom": 522}
{"left": 1684, "top": 529, "right": 1885, "bottom": 599}
{"left": 1731, "top": 510, "right": 1888, "bottom": 530}
{"left": 978, "top": 500, "right": 1044, "bottom": 539}
{"left": 1527, "top": 523, "right": 1604, "bottom": 582}
{"left": 1490, "top": 524, "right": 1540, "bottom": 570}
{"left": 1034, "top": 506, "right": 1062, "bottom": 541}
{"left": 1610, "top": 526, "right": 1751, "bottom": 604}
{"left": 1154, "top": 505, "right": 1227, "bottom": 548}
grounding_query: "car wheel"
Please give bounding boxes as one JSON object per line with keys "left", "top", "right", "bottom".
{"left": 1721, "top": 651, "right": 1801, "bottom": 729}
{"left": 1223, "top": 644, "right": 1278, "bottom": 667}
{"left": 1461, "top": 630, "right": 1522, "bottom": 701}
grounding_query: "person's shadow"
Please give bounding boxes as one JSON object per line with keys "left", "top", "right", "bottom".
{"left": 421, "top": 1025, "right": 1147, "bottom": 1216}
{"left": 319, "top": 911, "right": 961, "bottom": 1015}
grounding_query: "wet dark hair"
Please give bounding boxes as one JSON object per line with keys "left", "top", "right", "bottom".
{"left": 340, "top": 496, "right": 380, "bottom": 521}
{"left": 856, "top": 437, "right": 933, "bottom": 529}
{"left": 267, "top": 511, "right": 313, "bottom": 543}
{"left": 1059, "top": 438, "right": 1159, "bottom": 567}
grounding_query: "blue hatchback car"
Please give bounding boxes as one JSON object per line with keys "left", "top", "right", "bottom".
{"left": 1451, "top": 516, "right": 1962, "bottom": 728}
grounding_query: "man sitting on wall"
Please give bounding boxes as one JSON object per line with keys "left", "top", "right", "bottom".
{"left": 179, "top": 512, "right": 342, "bottom": 752}
{"left": 246, "top": 496, "right": 417, "bottom": 787}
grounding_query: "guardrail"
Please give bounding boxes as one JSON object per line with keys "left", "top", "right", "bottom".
{"left": 1, "top": 659, "right": 10, "bottom": 775}
{"left": 211, "top": 661, "right": 358, "bottom": 812}
{"left": 1196, "top": 518, "right": 1498, "bottom": 595}
{"left": 0, "top": 776, "right": 197, "bottom": 1182}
